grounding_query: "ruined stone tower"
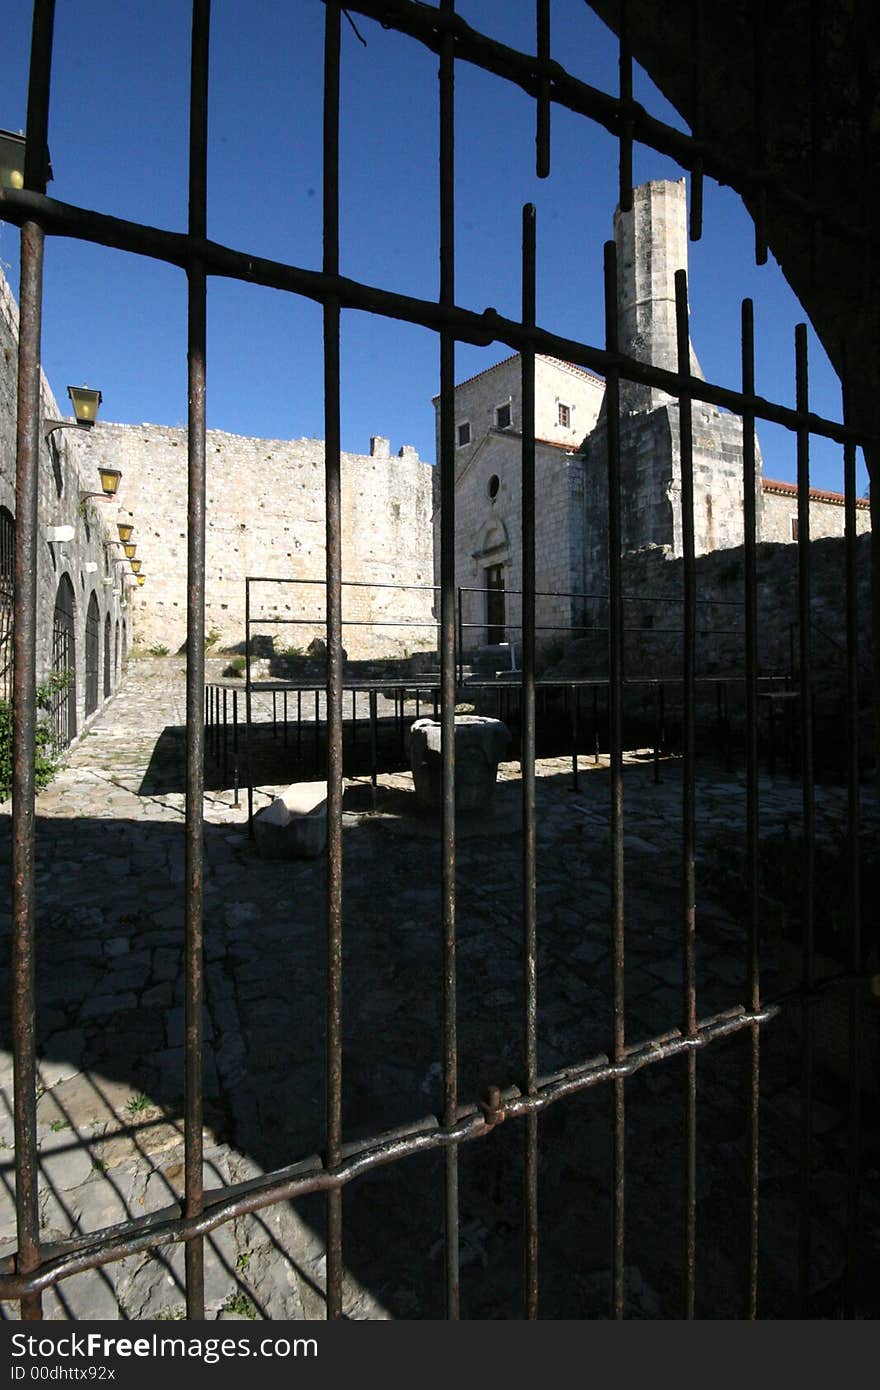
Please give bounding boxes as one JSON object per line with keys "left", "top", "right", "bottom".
{"left": 614, "top": 178, "right": 705, "bottom": 413}
{"left": 583, "top": 177, "right": 763, "bottom": 592}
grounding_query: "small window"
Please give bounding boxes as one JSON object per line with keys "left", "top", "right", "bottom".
{"left": 457, "top": 422, "right": 471, "bottom": 447}
{"left": 495, "top": 402, "right": 511, "bottom": 430}
{"left": 558, "top": 402, "right": 571, "bottom": 428}
{"left": 487, "top": 474, "right": 500, "bottom": 500}
{"left": 790, "top": 515, "right": 799, "bottom": 541}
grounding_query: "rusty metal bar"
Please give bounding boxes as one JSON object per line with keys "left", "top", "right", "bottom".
{"left": 842, "top": 377, "right": 862, "bottom": 1319}
{"left": 183, "top": 0, "right": 211, "bottom": 1322}
{"left": 741, "top": 298, "right": 761, "bottom": 1319}
{"left": 11, "top": 0, "right": 56, "bottom": 1323}
{"left": 752, "top": 3, "right": 768, "bottom": 264}
{"left": 323, "top": 0, "right": 345, "bottom": 1322}
{"left": 675, "top": 268, "right": 698, "bottom": 1319}
{"left": 795, "top": 323, "right": 815, "bottom": 1313}
{"left": 245, "top": 579, "right": 254, "bottom": 835}
{"left": 535, "top": 0, "right": 550, "bottom": 179}
{"left": 604, "top": 239, "right": 626, "bottom": 1319}
{"left": 0, "top": 1001, "right": 782, "bottom": 1302}
{"left": 520, "top": 202, "right": 539, "bottom": 1319}
{"left": 439, "top": 0, "right": 460, "bottom": 1322}
{"left": 618, "top": 0, "right": 633, "bottom": 214}
{"left": 344, "top": 0, "right": 870, "bottom": 256}
{"left": 689, "top": 0, "right": 703, "bottom": 241}
{"left": 1, "top": 185, "right": 869, "bottom": 452}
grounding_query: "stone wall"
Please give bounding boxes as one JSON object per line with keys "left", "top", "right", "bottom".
{"left": 762, "top": 481, "right": 871, "bottom": 544}
{"left": 0, "top": 271, "right": 127, "bottom": 743}
{"left": 582, "top": 398, "right": 765, "bottom": 600}
{"left": 74, "top": 423, "right": 436, "bottom": 659}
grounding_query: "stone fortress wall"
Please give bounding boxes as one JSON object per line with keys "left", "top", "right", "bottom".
{"left": 0, "top": 270, "right": 127, "bottom": 742}
{"left": 73, "top": 425, "right": 436, "bottom": 660}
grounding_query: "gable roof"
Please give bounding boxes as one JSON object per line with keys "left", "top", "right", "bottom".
{"left": 432, "top": 353, "right": 605, "bottom": 402}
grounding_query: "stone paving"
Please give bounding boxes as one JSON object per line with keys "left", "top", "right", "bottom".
{"left": 1, "top": 656, "right": 878, "bottom": 1319}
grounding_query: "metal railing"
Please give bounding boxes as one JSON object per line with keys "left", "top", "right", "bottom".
{"left": 0, "top": 0, "right": 873, "bottom": 1323}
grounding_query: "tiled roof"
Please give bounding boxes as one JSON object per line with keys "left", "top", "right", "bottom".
{"left": 762, "top": 477, "right": 870, "bottom": 508}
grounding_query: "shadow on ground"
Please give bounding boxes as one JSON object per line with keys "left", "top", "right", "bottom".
{"left": 1, "top": 750, "right": 878, "bottom": 1319}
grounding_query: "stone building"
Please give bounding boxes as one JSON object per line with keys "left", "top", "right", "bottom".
{"left": 0, "top": 270, "right": 128, "bottom": 744}
{"left": 441, "top": 179, "right": 870, "bottom": 654}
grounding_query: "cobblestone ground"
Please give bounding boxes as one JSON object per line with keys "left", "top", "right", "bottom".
{"left": 1, "top": 657, "right": 877, "bottom": 1319}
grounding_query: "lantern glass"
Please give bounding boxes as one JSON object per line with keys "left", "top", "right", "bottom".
{"left": 137, "top": 575, "right": 146, "bottom": 586}
{"left": 117, "top": 523, "right": 133, "bottom": 544}
{"left": 68, "top": 385, "right": 102, "bottom": 426}
{"left": 0, "top": 130, "right": 25, "bottom": 190}
{"left": 123, "top": 542, "right": 136, "bottom": 559}
{"left": 98, "top": 467, "right": 122, "bottom": 497}
{"left": 130, "top": 559, "right": 142, "bottom": 574}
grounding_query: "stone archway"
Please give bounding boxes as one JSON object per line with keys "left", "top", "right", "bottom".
{"left": 52, "top": 574, "right": 77, "bottom": 747}
{"left": 85, "top": 592, "right": 100, "bottom": 718}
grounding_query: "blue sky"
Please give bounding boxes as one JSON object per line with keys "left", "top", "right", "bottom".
{"left": 1, "top": 0, "right": 864, "bottom": 494}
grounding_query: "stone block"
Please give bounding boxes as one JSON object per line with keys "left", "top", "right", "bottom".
{"left": 408, "top": 716, "right": 510, "bottom": 812}
{"left": 253, "top": 782, "right": 328, "bottom": 860}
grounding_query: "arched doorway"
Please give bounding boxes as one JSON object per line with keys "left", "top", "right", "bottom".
{"left": 0, "top": 506, "right": 13, "bottom": 704}
{"left": 103, "top": 612, "right": 112, "bottom": 699}
{"left": 85, "top": 592, "right": 100, "bottom": 717}
{"left": 52, "top": 574, "right": 77, "bottom": 747}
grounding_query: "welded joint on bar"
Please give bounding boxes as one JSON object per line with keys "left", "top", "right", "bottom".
{"left": 0, "top": 1001, "right": 781, "bottom": 1302}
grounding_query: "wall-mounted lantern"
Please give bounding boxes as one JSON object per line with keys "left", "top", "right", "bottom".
{"left": 137, "top": 575, "right": 146, "bottom": 587}
{"left": 130, "top": 559, "right": 142, "bottom": 574}
{"left": 123, "top": 541, "right": 136, "bottom": 560}
{"left": 117, "top": 522, "right": 133, "bottom": 544}
{"left": 0, "top": 127, "right": 52, "bottom": 190}
{"left": 46, "top": 386, "right": 103, "bottom": 439}
{"left": 80, "top": 466, "right": 122, "bottom": 504}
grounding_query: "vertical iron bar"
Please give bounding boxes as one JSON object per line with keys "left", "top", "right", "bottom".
{"left": 689, "top": 0, "right": 703, "bottom": 241}
{"left": 222, "top": 687, "right": 228, "bottom": 776}
{"left": 842, "top": 380, "right": 862, "bottom": 1319}
{"left": 245, "top": 581, "right": 253, "bottom": 836}
{"left": 742, "top": 299, "right": 761, "bottom": 1319}
{"left": 535, "top": 0, "right": 550, "bottom": 179}
{"left": 521, "top": 203, "right": 539, "bottom": 1319}
{"left": 795, "top": 324, "right": 815, "bottom": 1314}
{"left": 284, "top": 688, "right": 288, "bottom": 748}
{"left": 183, "top": 0, "right": 210, "bottom": 1322}
{"left": 752, "top": 4, "right": 768, "bottom": 264}
{"left": 439, "top": 0, "right": 460, "bottom": 1322}
{"left": 618, "top": 0, "right": 633, "bottom": 214}
{"left": 569, "top": 684, "right": 579, "bottom": 791}
{"left": 604, "top": 241, "right": 626, "bottom": 1319}
{"left": 457, "top": 586, "right": 463, "bottom": 686}
{"left": 675, "top": 269, "right": 697, "bottom": 1319}
{"left": 323, "top": 0, "right": 345, "bottom": 1322}
{"left": 11, "top": 0, "right": 57, "bottom": 1322}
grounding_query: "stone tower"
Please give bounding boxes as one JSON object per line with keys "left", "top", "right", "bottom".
{"left": 582, "top": 177, "right": 762, "bottom": 599}
{"left": 614, "top": 177, "right": 705, "bottom": 413}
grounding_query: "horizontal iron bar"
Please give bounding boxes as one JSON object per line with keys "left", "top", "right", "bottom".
{"left": 0, "top": 1000, "right": 778, "bottom": 1300}
{"left": 345, "top": 0, "right": 873, "bottom": 255}
{"left": 246, "top": 576, "right": 441, "bottom": 591}
{"left": 0, "top": 187, "right": 869, "bottom": 449}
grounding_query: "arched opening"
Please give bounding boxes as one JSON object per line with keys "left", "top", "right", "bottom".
{"left": 0, "top": 506, "right": 13, "bottom": 704}
{"left": 122, "top": 617, "right": 127, "bottom": 666}
{"left": 114, "top": 618, "right": 120, "bottom": 682}
{"left": 85, "top": 592, "right": 100, "bottom": 717}
{"left": 103, "top": 612, "right": 112, "bottom": 699}
{"left": 51, "top": 574, "right": 77, "bottom": 748}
